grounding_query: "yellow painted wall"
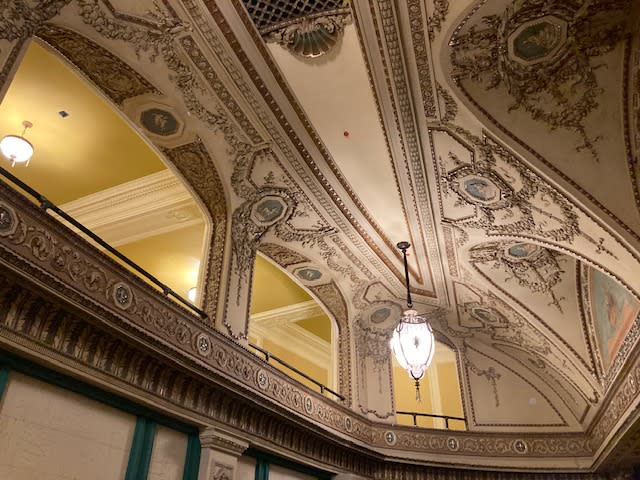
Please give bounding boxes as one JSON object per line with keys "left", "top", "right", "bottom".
{"left": 0, "top": 41, "right": 165, "bottom": 204}
{"left": 251, "top": 255, "right": 311, "bottom": 314}
{"left": 295, "top": 314, "right": 332, "bottom": 343}
{"left": 393, "top": 342, "right": 465, "bottom": 430}
{"left": 116, "top": 224, "right": 204, "bottom": 300}
{"left": 259, "top": 338, "right": 329, "bottom": 390}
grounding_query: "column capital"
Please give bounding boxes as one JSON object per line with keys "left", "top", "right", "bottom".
{"left": 199, "top": 427, "right": 249, "bottom": 456}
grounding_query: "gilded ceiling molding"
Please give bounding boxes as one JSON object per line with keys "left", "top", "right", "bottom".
{"left": 1, "top": 180, "right": 640, "bottom": 469}
{"left": 427, "top": 0, "right": 450, "bottom": 41}
{"left": 469, "top": 241, "right": 567, "bottom": 312}
{"left": 442, "top": 0, "right": 640, "bottom": 245}
{"left": 36, "top": 24, "right": 160, "bottom": 105}
{"left": 0, "top": 1, "right": 71, "bottom": 98}
{"left": 353, "top": 0, "right": 444, "bottom": 298}
{"left": 163, "top": 140, "right": 228, "bottom": 325}
{"left": 204, "top": 0, "right": 438, "bottom": 298}
{"left": 436, "top": 82, "right": 458, "bottom": 124}
{"left": 226, "top": 145, "right": 335, "bottom": 339}
{"left": 406, "top": 0, "right": 437, "bottom": 119}
{"left": 430, "top": 125, "right": 621, "bottom": 262}
{"left": 0, "top": 0, "right": 71, "bottom": 41}
{"left": 76, "top": 0, "right": 251, "bottom": 155}
{"left": 449, "top": 0, "right": 631, "bottom": 162}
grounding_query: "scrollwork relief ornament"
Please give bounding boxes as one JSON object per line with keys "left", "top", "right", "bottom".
{"left": 461, "top": 343, "right": 502, "bottom": 407}
{"left": 0, "top": 0, "right": 71, "bottom": 41}
{"left": 76, "top": 0, "right": 249, "bottom": 153}
{"left": 266, "top": 12, "right": 352, "bottom": 58}
{"left": 230, "top": 181, "right": 334, "bottom": 294}
{"left": 437, "top": 126, "right": 616, "bottom": 256}
{"left": 37, "top": 24, "right": 160, "bottom": 105}
{"left": 427, "top": 0, "right": 450, "bottom": 40}
{"left": 211, "top": 463, "right": 233, "bottom": 480}
{"left": 469, "top": 241, "right": 567, "bottom": 311}
{"left": 449, "top": 0, "right": 632, "bottom": 160}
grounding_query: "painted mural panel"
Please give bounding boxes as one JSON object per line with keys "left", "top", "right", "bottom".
{"left": 590, "top": 269, "right": 640, "bottom": 371}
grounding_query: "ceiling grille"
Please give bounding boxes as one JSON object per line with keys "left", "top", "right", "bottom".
{"left": 242, "top": 0, "right": 349, "bottom": 32}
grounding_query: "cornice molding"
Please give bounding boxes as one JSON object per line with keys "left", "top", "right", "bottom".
{"left": 200, "top": 427, "right": 249, "bottom": 455}
{"left": 251, "top": 300, "right": 324, "bottom": 327}
{"left": 60, "top": 170, "right": 203, "bottom": 246}
{"left": 251, "top": 321, "right": 332, "bottom": 367}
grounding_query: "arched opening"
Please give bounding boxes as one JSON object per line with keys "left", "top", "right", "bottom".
{"left": 248, "top": 253, "right": 338, "bottom": 395}
{"left": 393, "top": 341, "right": 465, "bottom": 430}
{"left": 0, "top": 39, "right": 210, "bottom": 307}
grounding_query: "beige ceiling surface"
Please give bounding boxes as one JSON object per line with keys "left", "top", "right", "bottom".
{"left": 6, "top": 0, "right": 640, "bottom": 470}
{"left": 267, "top": 25, "right": 410, "bottom": 245}
{"left": 116, "top": 223, "right": 205, "bottom": 299}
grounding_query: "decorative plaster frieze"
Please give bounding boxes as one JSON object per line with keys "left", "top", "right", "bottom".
{"left": 0, "top": 181, "right": 611, "bottom": 468}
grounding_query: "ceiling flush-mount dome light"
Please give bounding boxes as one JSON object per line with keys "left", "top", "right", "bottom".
{"left": 390, "top": 241, "right": 435, "bottom": 401}
{"left": 0, "top": 120, "right": 34, "bottom": 167}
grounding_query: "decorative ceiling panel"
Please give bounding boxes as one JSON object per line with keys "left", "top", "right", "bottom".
{"left": 3, "top": 0, "right": 640, "bottom": 475}
{"left": 241, "top": 0, "right": 349, "bottom": 32}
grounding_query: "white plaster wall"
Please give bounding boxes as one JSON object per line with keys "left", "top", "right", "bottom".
{"left": 269, "top": 464, "right": 318, "bottom": 480}
{"left": 0, "top": 372, "right": 135, "bottom": 480}
{"left": 237, "top": 455, "right": 256, "bottom": 478}
{"left": 148, "top": 425, "right": 188, "bottom": 480}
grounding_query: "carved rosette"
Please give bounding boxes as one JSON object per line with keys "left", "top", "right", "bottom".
{"left": 265, "top": 12, "right": 352, "bottom": 58}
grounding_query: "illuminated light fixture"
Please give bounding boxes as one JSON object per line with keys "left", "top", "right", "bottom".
{"left": 0, "top": 120, "right": 34, "bottom": 167}
{"left": 390, "top": 241, "right": 435, "bottom": 402}
{"left": 187, "top": 287, "right": 197, "bottom": 303}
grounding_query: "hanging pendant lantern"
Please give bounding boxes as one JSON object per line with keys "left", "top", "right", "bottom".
{"left": 390, "top": 242, "right": 435, "bottom": 401}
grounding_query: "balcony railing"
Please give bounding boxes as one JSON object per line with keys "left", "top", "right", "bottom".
{"left": 396, "top": 410, "right": 466, "bottom": 430}
{"left": 0, "top": 165, "right": 206, "bottom": 319}
{"left": 249, "top": 342, "right": 344, "bottom": 402}
{"left": 0, "top": 166, "right": 345, "bottom": 403}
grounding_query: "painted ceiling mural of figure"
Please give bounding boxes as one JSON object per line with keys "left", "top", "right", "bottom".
{"left": 591, "top": 269, "right": 640, "bottom": 370}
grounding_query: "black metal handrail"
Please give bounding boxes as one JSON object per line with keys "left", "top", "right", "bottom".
{"left": 0, "top": 165, "right": 207, "bottom": 319}
{"left": 396, "top": 410, "right": 466, "bottom": 429}
{"left": 249, "top": 342, "right": 344, "bottom": 402}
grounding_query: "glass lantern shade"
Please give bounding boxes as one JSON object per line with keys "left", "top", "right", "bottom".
{"left": 0, "top": 134, "right": 33, "bottom": 166}
{"left": 390, "top": 309, "right": 435, "bottom": 381}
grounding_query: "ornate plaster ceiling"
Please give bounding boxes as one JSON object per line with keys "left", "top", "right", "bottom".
{"left": 2, "top": 0, "right": 640, "bottom": 472}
